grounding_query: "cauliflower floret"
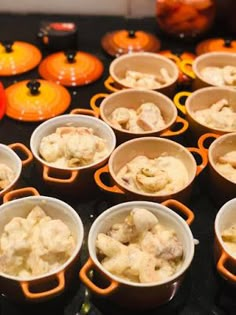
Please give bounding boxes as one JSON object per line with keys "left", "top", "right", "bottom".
{"left": 39, "top": 219, "right": 75, "bottom": 255}
{"left": 0, "top": 206, "right": 75, "bottom": 278}
{"left": 0, "top": 163, "right": 15, "bottom": 190}
{"left": 110, "top": 107, "right": 130, "bottom": 126}
{"left": 128, "top": 208, "right": 158, "bottom": 233}
{"left": 39, "top": 133, "right": 64, "bottom": 162}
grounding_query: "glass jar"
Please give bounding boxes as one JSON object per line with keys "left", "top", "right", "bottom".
{"left": 156, "top": 0, "right": 216, "bottom": 39}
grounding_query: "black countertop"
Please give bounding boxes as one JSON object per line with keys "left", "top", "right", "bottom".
{"left": 0, "top": 13, "right": 235, "bottom": 315}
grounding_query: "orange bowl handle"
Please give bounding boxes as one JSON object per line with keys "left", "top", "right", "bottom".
{"left": 104, "top": 76, "right": 119, "bottom": 92}
{"left": 90, "top": 93, "right": 108, "bottom": 116}
{"left": 70, "top": 108, "right": 99, "bottom": 118}
{"left": 79, "top": 258, "right": 119, "bottom": 296}
{"left": 162, "top": 199, "right": 194, "bottom": 225}
{"left": 0, "top": 81, "right": 6, "bottom": 119}
{"left": 3, "top": 187, "right": 40, "bottom": 203}
{"left": 179, "top": 59, "right": 195, "bottom": 79}
{"left": 161, "top": 116, "right": 189, "bottom": 137}
{"left": 187, "top": 147, "right": 208, "bottom": 176}
{"left": 217, "top": 251, "right": 236, "bottom": 282}
{"left": 173, "top": 91, "right": 192, "bottom": 115}
{"left": 20, "top": 271, "right": 65, "bottom": 300}
{"left": 94, "top": 165, "right": 124, "bottom": 194}
{"left": 43, "top": 165, "right": 78, "bottom": 184}
{"left": 9, "top": 143, "right": 33, "bottom": 166}
{"left": 198, "top": 133, "right": 220, "bottom": 153}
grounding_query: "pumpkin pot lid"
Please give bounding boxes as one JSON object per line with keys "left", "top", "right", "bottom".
{"left": 0, "top": 41, "right": 42, "bottom": 76}
{"left": 5, "top": 79, "right": 71, "bottom": 122}
{"left": 38, "top": 50, "right": 104, "bottom": 86}
{"left": 196, "top": 38, "right": 236, "bottom": 55}
{"left": 101, "top": 29, "right": 161, "bottom": 57}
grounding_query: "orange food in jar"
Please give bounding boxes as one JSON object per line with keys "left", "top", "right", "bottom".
{"left": 156, "top": 0, "right": 216, "bottom": 39}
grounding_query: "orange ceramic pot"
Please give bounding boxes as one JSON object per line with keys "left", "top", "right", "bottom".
{"left": 88, "top": 88, "right": 189, "bottom": 143}
{"left": 179, "top": 52, "right": 236, "bottom": 90}
{"left": 80, "top": 200, "right": 195, "bottom": 310}
{"left": 30, "top": 114, "right": 116, "bottom": 197}
{"left": 0, "top": 143, "right": 32, "bottom": 199}
{"left": 0, "top": 187, "right": 84, "bottom": 302}
{"left": 104, "top": 52, "right": 179, "bottom": 97}
{"left": 198, "top": 132, "right": 236, "bottom": 205}
{"left": 214, "top": 198, "right": 236, "bottom": 285}
{"left": 174, "top": 86, "right": 236, "bottom": 138}
{"left": 94, "top": 137, "right": 207, "bottom": 203}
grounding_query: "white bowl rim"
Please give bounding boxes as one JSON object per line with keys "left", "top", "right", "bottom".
{"left": 88, "top": 200, "right": 195, "bottom": 287}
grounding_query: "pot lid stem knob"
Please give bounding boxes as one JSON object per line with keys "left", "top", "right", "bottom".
{"left": 128, "top": 30, "right": 136, "bottom": 38}
{"left": 26, "top": 80, "right": 41, "bottom": 96}
{"left": 1, "top": 40, "right": 14, "bottom": 53}
{"left": 65, "top": 50, "right": 76, "bottom": 63}
{"left": 224, "top": 38, "right": 232, "bottom": 48}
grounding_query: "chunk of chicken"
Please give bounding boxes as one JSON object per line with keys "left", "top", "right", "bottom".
{"left": 110, "top": 107, "right": 131, "bottom": 126}
{"left": 194, "top": 99, "right": 236, "bottom": 131}
{"left": 136, "top": 102, "right": 165, "bottom": 131}
{"left": 120, "top": 70, "right": 166, "bottom": 89}
{"left": 219, "top": 151, "right": 236, "bottom": 168}
{"left": 223, "top": 66, "right": 236, "bottom": 86}
{"left": 140, "top": 227, "right": 183, "bottom": 261}
{"left": 107, "top": 222, "right": 136, "bottom": 244}
{"left": 201, "top": 67, "right": 225, "bottom": 86}
{"left": 96, "top": 233, "right": 129, "bottom": 275}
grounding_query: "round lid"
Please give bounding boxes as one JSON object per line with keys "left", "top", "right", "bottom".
{"left": 0, "top": 41, "right": 42, "bottom": 76}
{"left": 38, "top": 50, "right": 104, "bottom": 86}
{"left": 5, "top": 79, "right": 71, "bottom": 122}
{"left": 101, "top": 29, "right": 161, "bottom": 57}
{"left": 196, "top": 38, "right": 236, "bottom": 55}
